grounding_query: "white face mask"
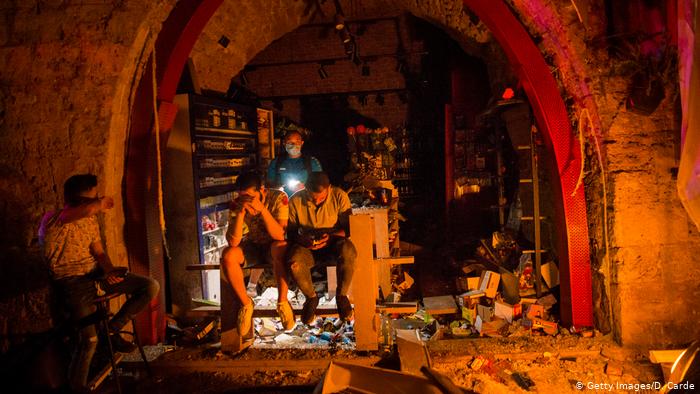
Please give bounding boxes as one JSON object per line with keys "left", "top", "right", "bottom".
{"left": 285, "top": 144, "right": 301, "bottom": 156}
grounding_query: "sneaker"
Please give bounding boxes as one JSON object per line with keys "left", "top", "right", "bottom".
{"left": 277, "top": 301, "right": 295, "bottom": 331}
{"left": 237, "top": 298, "right": 254, "bottom": 334}
{"left": 337, "top": 295, "right": 354, "bottom": 322}
{"left": 301, "top": 296, "right": 319, "bottom": 325}
{"left": 109, "top": 333, "right": 137, "bottom": 353}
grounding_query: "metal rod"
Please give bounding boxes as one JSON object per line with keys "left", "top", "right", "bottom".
{"left": 531, "top": 125, "right": 543, "bottom": 298}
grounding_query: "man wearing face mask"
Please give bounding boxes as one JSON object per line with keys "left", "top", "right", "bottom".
{"left": 267, "top": 130, "right": 322, "bottom": 196}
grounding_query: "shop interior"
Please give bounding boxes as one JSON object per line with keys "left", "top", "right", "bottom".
{"left": 7, "top": 0, "right": 700, "bottom": 392}
{"left": 162, "top": 8, "right": 561, "bottom": 354}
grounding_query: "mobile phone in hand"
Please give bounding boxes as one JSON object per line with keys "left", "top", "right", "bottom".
{"left": 110, "top": 267, "right": 128, "bottom": 277}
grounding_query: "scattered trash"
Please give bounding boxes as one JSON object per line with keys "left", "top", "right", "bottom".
{"left": 315, "top": 361, "right": 445, "bottom": 394}
{"left": 605, "top": 362, "right": 624, "bottom": 376}
{"left": 512, "top": 371, "right": 535, "bottom": 390}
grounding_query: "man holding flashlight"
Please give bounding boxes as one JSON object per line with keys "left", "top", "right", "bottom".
{"left": 267, "top": 130, "right": 322, "bottom": 196}
{"left": 221, "top": 171, "right": 294, "bottom": 335}
{"left": 287, "top": 171, "right": 356, "bottom": 325}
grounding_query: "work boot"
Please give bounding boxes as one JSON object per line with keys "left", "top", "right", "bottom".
{"left": 336, "top": 295, "right": 354, "bottom": 322}
{"left": 277, "top": 301, "right": 295, "bottom": 331}
{"left": 301, "top": 296, "right": 319, "bottom": 325}
{"left": 237, "top": 298, "right": 255, "bottom": 335}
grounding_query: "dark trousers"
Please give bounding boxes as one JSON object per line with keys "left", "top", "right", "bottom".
{"left": 55, "top": 273, "right": 159, "bottom": 390}
{"left": 288, "top": 238, "right": 357, "bottom": 297}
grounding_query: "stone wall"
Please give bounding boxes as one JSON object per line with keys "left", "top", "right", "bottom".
{"left": 0, "top": 0, "right": 176, "bottom": 347}
{"left": 511, "top": 0, "right": 700, "bottom": 347}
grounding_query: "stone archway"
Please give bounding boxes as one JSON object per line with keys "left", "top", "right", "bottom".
{"left": 124, "top": 0, "right": 593, "bottom": 342}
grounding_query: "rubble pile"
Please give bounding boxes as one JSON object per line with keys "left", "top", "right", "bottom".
{"left": 407, "top": 232, "right": 592, "bottom": 342}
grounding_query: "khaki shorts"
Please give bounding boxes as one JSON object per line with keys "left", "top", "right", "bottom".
{"left": 241, "top": 240, "right": 273, "bottom": 267}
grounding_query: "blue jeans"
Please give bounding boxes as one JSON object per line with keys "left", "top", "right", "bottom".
{"left": 55, "top": 273, "right": 159, "bottom": 390}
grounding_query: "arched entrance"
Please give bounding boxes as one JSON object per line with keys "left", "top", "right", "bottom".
{"left": 125, "top": 0, "right": 592, "bottom": 343}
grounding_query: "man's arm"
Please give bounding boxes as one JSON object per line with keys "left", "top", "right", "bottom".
{"left": 310, "top": 157, "right": 323, "bottom": 171}
{"left": 286, "top": 198, "right": 311, "bottom": 247}
{"left": 90, "top": 240, "right": 124, "bottom": 285}
{"left": 266, "top": 159, "right": 278, "bottom": 187}
{"left": 248, "top": 193, "right": 286, "bottom": 241}
{"left": 331, "top": 189, "right": 352, "bottom": 239}
{"left": 226, "top": 208, "right": 246, "bottom": 247}
{"left": 59, "top": 197, "right": 114, "bottom": 224}
{"left": 257, "top": 206, "right": 286, "bottom": 241}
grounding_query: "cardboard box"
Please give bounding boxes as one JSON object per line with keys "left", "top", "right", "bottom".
{"left": 477, "top": 317, "right": 508, "bottom": 337}
{"left": 477, "top": 304, "right": 494, "bottom": 322}
{"left": 479, "top": 271, "right": 501, "bottom": 298}
{"left": 526, "top": 304, "right": 545, "bottom": 319}
{"left": 541, "top": 262, "right": 559, "bottom": 288}
{"left": 532, "top": 317, "right": 558, "bottom": 335}
{"left": 494, "top": 301, "right": 522, "bottom": 323}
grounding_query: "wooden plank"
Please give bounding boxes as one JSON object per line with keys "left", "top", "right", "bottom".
{"left": 186, "top": 264, "right": 220, "bottom": 271}
{"left": 375, "top": 256, "right": 414, "bottom": 265}
{"left": 88, "top": 353, "right": 123, "bottom": 391}
{"left": 649, "top": 350, "right": 684, "bottom": 364}
{"left": 396, "top": 329, "right": 432, "bottom": 375}
{"left": 188, "top": 305, "right": 342, "bottom": 318}
{"left": 423, "top": 296, "right": 458, "bottom": 315}
{"left": 148, "top": 357, "right": 381, "bottom": 375}
{"left": 376, "top": 256, "right": 392, "bottom": 299}
{"left": 220, "top": 272, "right": 253, "bottom": 354}
{"left": 350, "top": 214, "right": 379, "bottom": 351}
{"left": 372, "top": 209, "right": 390, "bottom": 258}
{"left": 326, "top": 266, "right": 337, "bottom": 299}
{"left": 377, "top": 302, "right": 418, "bottom": 314}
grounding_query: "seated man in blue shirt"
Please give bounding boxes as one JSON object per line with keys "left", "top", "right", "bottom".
{"left": 267, "top": 130, "right": 322, "bottom": 196}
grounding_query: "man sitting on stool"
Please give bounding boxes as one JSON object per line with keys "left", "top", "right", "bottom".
{"left": 39, "top": 173, "right": 160, "bottom": 392}
{"left": 287, "top": 171, "right": 357, "bottom": 325}
{"left": 221, "top": 171, "right": 294, "bottom": 335}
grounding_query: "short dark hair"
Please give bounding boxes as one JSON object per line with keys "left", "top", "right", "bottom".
{"left": 306, "top": 171, "right": 330, "bottom": 193}
{"left": 234, "top": 170, "right": 263, "bottom": 191}
{"left": 284, "top": 130, "right": 304, "bottom": 141}
{"left": 64, "top": 174, "right": 97, "bottom": 206}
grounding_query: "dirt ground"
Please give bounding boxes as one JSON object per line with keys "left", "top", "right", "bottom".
{"left": 106, "top": 331, "right": 664, "bottom": 394}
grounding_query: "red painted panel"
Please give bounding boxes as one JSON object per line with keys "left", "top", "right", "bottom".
{"left": 157, "top": 0, "right": 224, "bottom": 102}
{"left": 125, "top": 0, "right": 224, "bottom": 343}
{"left": 445, "top": 104, "right": 454, "bottom": 211}
{"left": 463, "top": 0, "right": 593, "bottom": 326}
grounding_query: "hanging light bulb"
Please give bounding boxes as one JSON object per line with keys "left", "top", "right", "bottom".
{"left": 334, "top": 13, "right": 346, "bottom": 30}
{"left": 339, "top": 28, "right": 352, "bottom": 44}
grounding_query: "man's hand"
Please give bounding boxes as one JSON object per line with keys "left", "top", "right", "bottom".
{"left": 99, "top": 196, "right": 114, "bottom": 211}
{"left": 309, "top": 234, "right": 329, "bottom": 250}
{"left": 231, "top": 195, "right": 254, "bottom": 214}
{"left": 104, "top": 267, "right": 126, "bottom": 285}
{"left": 248, "top": 193, "right": 265, "bottom": 214}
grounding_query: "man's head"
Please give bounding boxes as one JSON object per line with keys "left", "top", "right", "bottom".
{"left": 306, "top": 171, "right": 330, "bottom": 205}
{"left": 64, "top": 174, "right": 98, "bottom": 207}
{"left": 235, "top": 170, "right": 264, "bottom": 198}
{"left": 284, "top": 130, "right": 304, "bottom": 158}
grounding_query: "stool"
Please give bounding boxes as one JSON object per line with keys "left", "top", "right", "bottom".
{"left": 91, "top": 292, "right": 151, "bottom": 393}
